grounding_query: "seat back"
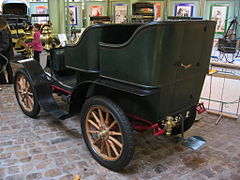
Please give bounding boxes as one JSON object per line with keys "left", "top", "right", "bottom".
{"left": 99, "top": 21, "right": 216, "bottom": 86}
{"left": 99, "top": 21, "right": 216, "bottom": 114}
{"left": 64, "top": 24, "right": 141, "bottom": 72}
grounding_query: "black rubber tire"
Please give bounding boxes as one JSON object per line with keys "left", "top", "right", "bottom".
{"left": 14, "top": 68, "right": 40, "bottom": 118}
{"left": 80, "top": 96, "right": 134, "bottom": 171}
{"left": 171, "top": 108, "right": 196, "bottom": 135}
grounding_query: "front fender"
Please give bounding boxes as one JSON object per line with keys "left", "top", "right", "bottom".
{"left": 19, "top": 59, "right": 68, "bottom": 119}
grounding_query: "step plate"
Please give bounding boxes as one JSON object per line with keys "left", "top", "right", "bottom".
{"left": 181, "top": 136, "right": 206, "bottom": 150}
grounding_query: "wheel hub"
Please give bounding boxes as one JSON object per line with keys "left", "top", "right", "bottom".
{"left": 22, "top": 90, "right": 28, "bottom": 95}
{"left": 99, "top": 127, "right": 109, "bottom": 140}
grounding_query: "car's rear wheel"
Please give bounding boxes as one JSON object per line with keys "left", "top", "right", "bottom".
{"left": 14, "top": 68, "right": 40, "bottom": 118}
{"left": 80, "top": 96, "right": 134, "bottom": 171}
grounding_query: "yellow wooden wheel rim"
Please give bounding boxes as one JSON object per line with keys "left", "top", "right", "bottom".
{"left": 86, "top": 106, "right": 123, "bottom": 161}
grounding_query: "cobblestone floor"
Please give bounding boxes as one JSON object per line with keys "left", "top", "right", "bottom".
{"left": 0, "top": 84, "right": 240, "bottom": 180}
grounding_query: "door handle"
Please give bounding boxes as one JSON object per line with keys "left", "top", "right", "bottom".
{"left": 180, "top": 63, "right": 192, "bottom": 70}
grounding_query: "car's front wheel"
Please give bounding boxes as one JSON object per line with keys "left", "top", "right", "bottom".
{"left": 14, "top": 68, "right": 40, "bottom": 118}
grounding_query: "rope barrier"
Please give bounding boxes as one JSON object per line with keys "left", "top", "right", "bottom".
{"left": 201, "top": 64, "right": 240, "bottom": 124}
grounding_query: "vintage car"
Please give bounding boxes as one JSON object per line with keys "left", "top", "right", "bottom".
{"left": 2, "top": 0, "right": 28, "bottom": 15}
{"left": 14, "top": 21, "right": 216, "bottom": 171}
{"left": 217, "top": 17, "right": 239, "bottom": 63}
{"left": 1, "top": 0, "right": 32, "bottom": 55}
{"left": 126, "top": 3, "right": 154, "bottom": 23}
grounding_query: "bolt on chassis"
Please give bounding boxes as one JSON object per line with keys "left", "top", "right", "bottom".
{"left": 14, "top": 21, "right": 216, "bottom": 171}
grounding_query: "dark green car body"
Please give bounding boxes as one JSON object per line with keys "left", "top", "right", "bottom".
{"left": 15, "top": 20, "right": 216, "bottom": 171}
{"left": 48, "top": 21, "right": 215, "bottom": 124}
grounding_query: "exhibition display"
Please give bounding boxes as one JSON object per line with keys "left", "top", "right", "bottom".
{"left": 129, "top": 2, "right": 154, "bottom": 22}
{"left": 0, "top": 1, "right": 32, "bottom": 55}
{"left": 217, "top": 17, "right": 239, "bottom": 63}
{"left": 14, "top": 21, "right": 216, "bottom": 171}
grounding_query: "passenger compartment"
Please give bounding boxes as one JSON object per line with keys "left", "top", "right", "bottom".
{"left": 64, "top": 24, "right": 141, "bottom": 72}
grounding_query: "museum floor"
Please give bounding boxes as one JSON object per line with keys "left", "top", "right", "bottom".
{"left": 0, "top": 64, "right": 240, "bottom": 179}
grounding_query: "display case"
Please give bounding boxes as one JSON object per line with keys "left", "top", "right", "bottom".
{"left": 131, "top": 2, "right": 154, "bottom": 22}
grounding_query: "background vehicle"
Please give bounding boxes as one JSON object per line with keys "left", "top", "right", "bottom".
{"left": 217, "top": 17, "right": 239, "bottom": 63}
{"left": 14, "top": 21, "right": 216, "bottom": 171}
{"left": 126, "top": 3, "right": 154, "bottom": 23}
{"left": 1, "top": 0, "right": 32, "bottom": 55}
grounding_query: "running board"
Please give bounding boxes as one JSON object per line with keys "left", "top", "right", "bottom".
{"left": 20, "top": 59, "right": 69, "bottom": 120}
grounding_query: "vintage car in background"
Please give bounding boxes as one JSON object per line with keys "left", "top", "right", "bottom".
{"left": 125, "top": 3, "right": 154, "bottom": 23}
{"left": 14, "top": 21, "right": 216, "bottom": 171}
{"left": 1, "top": 0, "right": 58, "bottom": 57}
{"left": 2, "top": 0, "right": 27, "bottom": 15}
{"left": 1, "top": 0, "right": 32, "bottom": 56}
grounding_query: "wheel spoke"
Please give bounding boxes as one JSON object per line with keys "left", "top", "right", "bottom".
{"left": 100, "top": 140, "right": 105, "bottom": 153}
{"left": 109, "top": 131, "right": 122, "bottom": 136}
{"left": 109, "top": 136, "right": 123, "bottom": 148}
{"left": 27, "top": 91, "right": 33, "bottom": 96}
{"left": 91, "top": 111, "right": 101, "bottom": 126}
{"left": 22, "top": 97, "right": 27, "bottom": 106}
{"left": 17, "top": 89, "right": 24, "bottom": 94}
{"left": 98, "top": 107, "right": 105, "bottom": 125}
{"left": 20, "top": 94, "right": 26, "bottom": 101}
{"left": 24, "top": 97, "right": 29, "bottom": 108}
{"left": 105, "top": 141, "right": 111, "bottom": 158}
{"left": 105, "top": 112, "right": 109, "bottom": 126}
{"left": 28, "top": 96, "right": 34, "bottom": 107}
{"left": 26, "top": 81, "right": 30, "bottom": 88}
{"left": 108, "top": 121, "right": 117, "bottom": 130}
{"left": 24, "top": 77, "right": 28, "bottom": 88}
{"left": 17, "top": 84, "right": 24, "bottom": 94}
{"left": 26, "top": 97, "right": 32, "bottom": 109}
{"left": 21, "top": 77, "right": 25, "bottom": 88}
{"left": 89, "top": 130, "right": 99, "bottom": 134}
{"left": 108, "top": 140, "right": 119, "bottom": 157}
{"left": 93, "top": 137, "right": 101, "bottom": 145}
{"left": 18, "top": 77, "right": 24, "bottom": 88}
{"left": 88, "top": 119, "right": 100, "bottom": 130}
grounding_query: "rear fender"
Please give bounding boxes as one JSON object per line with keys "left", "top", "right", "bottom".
{"left": 68, "top": 82, "right": 91, "bottom": 115}
{"left": 69, "top": 82, "right": 117, "bottom": 114}
{"left": 69, "top": 82, "right": 132, "bottom": 114}
{"left": 69, "top": 81, "right": 150, "bottom": 115}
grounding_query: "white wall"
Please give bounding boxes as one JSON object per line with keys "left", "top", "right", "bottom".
{"left": 0, "top": 0, "right": 3, "bottom": 12}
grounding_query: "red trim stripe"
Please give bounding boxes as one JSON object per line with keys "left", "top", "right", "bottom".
{"left": 126, "top": 113, "right": 153, "bottom": 125}
{"left": 50, "top": 85, "right": 73, "bottom": 95}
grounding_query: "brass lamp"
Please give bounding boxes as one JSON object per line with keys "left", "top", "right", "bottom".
{"left": 40, "top": 24, "right": 56, "bottom": 51}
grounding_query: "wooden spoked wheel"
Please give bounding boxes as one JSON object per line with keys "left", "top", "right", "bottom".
{"left": 14, "top": 68, "right": 40, "bottom": 118}
{"left": 81, "top": 96, "right": 134, "bottom": 171}
{"left": 86, "top": 106, "right": 123, "bottom": 161}
{"left": 15, "top": 74, "right": 34, "bottom": 112}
